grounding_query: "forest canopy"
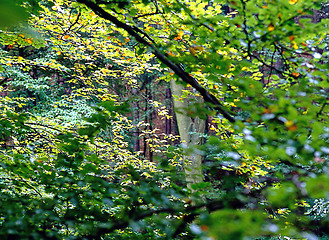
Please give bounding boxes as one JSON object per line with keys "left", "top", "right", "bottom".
{"left": 1, "top": 0, "right": 329, "bottom": 239}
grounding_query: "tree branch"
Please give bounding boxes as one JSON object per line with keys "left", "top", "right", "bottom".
{"left": 0, "top": 77, "right": 9, "bottom": 86}
{"left": 76, "top": 0, "right": 235, "bottom": 122}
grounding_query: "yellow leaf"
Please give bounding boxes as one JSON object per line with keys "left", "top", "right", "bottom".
{"left": 292, "top": 41, "right": 298, "bottom": 49}
{"left": 145, "top": 26, "right": 151, "bottom": 32}
{"left": 285, "top": 120, "right": 294, "bottom": 127}
{"left": 285, "top": 121, "right": 298, "bottom": 131}
{"left": 289, "top": 0, "right": 298, "bottom": 4}
{"left": 174, "top": 31, "right": 184, "bottom": 40}
{"left": 268, "top": 23, "right": 274, "bottom": 32}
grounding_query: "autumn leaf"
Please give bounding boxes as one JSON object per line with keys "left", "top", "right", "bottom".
{"left": 288, "top": 125, "right": 298, "bottom": 131}
{"left": 289, "top": 0, "right": 298, "bottom": 4}
{"left": 292, "top": 41, "right": 298, "bottom": 49}
{"left": 174, "top": 31, "right": 184, "bottom": 40}
{"left": 268, "top": 23, "right": 275, "bottom": 32}
{"left": 263, "top": 108, "right": 271, "bottom": 114}
{"left": 285, "top": 120, "right": 294, "bottom": 127}
{"left": 188, "top": 46, "right": 204, "bottom": 56}
{"left": 189, "top": 47, "right": 196, "bottom": 56}
{"left": 285, "top": 120, "right": 298, "bottom": 131}
{"left": 167, "top": 50, "right": 175, "bottom": 57}
{"left": 200, "top": 225, "right": 209, "bottom": 231}
{"left": 25, "top": 39, "right": 33, "bottom": 44}
{"left": 144, "top": 25, "right": 151, "bottom": 32}
{"left": 292, "top": 72, "right": 299, "bottom": 77}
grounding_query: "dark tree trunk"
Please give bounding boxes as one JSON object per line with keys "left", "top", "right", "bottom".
{"left": 143, "top": 86, "right": 148, "bottom": 158}
{"left": 132, "top": 88, "right": 140, "bottom": 152}
{"left": 148, "top": 83, "right": 153, "bottom": 162}
{"left": 165, "top": 87, "right": 172, "bottom": 136}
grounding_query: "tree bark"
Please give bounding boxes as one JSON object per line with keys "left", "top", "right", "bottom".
{"left": 165, "top": 87, "right": 172, "bottom": 136}
{"left": 132, "top": 88, "right": 140, "bottom": 152}
{"left": 170, "top": 80, "right": 205, "bottom": 192}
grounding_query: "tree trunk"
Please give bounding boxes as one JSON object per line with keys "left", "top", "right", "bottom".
{"left": 165, "top": 87, "right": 172, "bottom": 136}
{"left": 132, "top": 88, "right": 140, "bottom": 152}
{"left": 170, "top": 79, "right": 205, "bottom": 192}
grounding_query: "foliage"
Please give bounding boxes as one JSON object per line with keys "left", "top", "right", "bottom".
{"left": 2, "top": 0, "right": 329, "bottom": 239}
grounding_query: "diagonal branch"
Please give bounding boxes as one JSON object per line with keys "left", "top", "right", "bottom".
{"left": 76, "top": 0, "right": 235, "bottom": 122}
{"left": 0, "top": 77, "right": 9, "bottom": 86}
